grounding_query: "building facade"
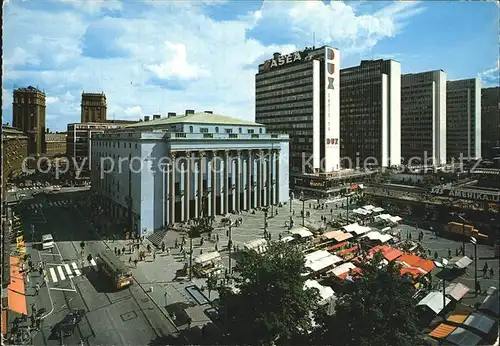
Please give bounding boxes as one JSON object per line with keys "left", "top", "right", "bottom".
{"left": 90, "top": 111, "right": 290, "bottom": 236}
{"left": 1, "top": 125, "right": 28, "bottom": 190}
{"left": 81, "top": 92, "right": 107, "bottom": 123}
{"left": 447, "top": 78, "right": 481, "bottom": 160}
{"left": 45, "top": 133, "right": 67, "bottom": 157}
{"left": 401, "top": 70, "right": 447, "bottom": 165}
{"left": 481, "top": 87, "right": 499, "bottom": 158}
{"left": 12, "top": 86, "right": 46, "bottom": 155}
{"left": 67, "top": 121, "right": 134, "bottom": 171}
{"left": 255, "top": 46, "right": 340, "bottom": 174}
{"left": 340, "top": 59, "right": 401, "bottom": 168}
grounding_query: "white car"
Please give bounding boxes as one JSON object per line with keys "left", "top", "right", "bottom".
{"left": 42, "top": 234, "right": 55, "bottom": 250}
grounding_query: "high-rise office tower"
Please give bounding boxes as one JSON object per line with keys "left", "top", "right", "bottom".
{"left": 81, "top": 92, "right": 107, "bottom": 123}
{"left": 401, "top": 70, "right": 447, "bottom": 165}
{"left": 340, "top": 60, "right": 401, "bottom": 167}
{"left": 481, "top": 87, "right": 499, "bottom": 158}
{"left": 255, "top": 46, "right": 340, "bottom": 174}
{"left": 446, "top": 78, "right": 481, "bottom": 160}
{"left": 12, "top": 86, "right": 46, "bottom": 155}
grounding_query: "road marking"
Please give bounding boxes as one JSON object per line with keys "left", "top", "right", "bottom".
{"left": 57, "top": 266, "right": 66, "bottom": 281}
{"left": 50, "top": 287, "right": 77, "bottom": 292}
{"left": 71, "top": 262, "right": 81, "bottom": 276}
{"left": 64, "top": 264, "right": 73, "bottom": 278}
{"left": 49, "top": 267, "right": 58, "bottom": 283}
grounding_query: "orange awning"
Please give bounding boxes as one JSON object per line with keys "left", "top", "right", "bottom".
{"left": 338, "top": 246, "right": 358, "bottom": 256}
{"left": 328, "top": 241, "right": 347, "bottom": 251}
{"left": 429, "top": 323, "right": 457, "bottom": 339}
{"left": 1, "top": 310, "right": 7, "bottom": 336}
{"left": 8, "top": 257, "right": 27, "bottom": 315}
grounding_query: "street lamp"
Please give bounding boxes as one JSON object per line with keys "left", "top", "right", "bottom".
{"left": 458, "top": 214, "right": 467, "bottom": 256}
{"left": 228, "top": 219, "right": 235, "bottom": 275}
{"left": 262, "top": 207, "right": 268, "bottom": 233}
{"left": 470, "top": 236, "right": 478, "bottom": 297}
{"left": 289, "top": 191, "right": 294, "bottom": 230}
{"left": 345, "top": 192, "right": 354, "bottom": 222}
{"left": 300, "top": 191, "right": 305, "bottom": 227}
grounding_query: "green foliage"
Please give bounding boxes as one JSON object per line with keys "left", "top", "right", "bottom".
{"left": 317, "top": 252, "right": 422, "bottom": 346}
{"left": 218, "top": 242, "right": 322, "bottom": 345}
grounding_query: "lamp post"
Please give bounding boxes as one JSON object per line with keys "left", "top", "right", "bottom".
{"left": 345, "top": 192, "right": 354, "bottom": 222}
{"left": 228, "top": 219, "right": 234, "bottom": 275}
{"left": 263, "top": 207, "right": 268, "bottom": 233}
{"left": 470, "top": 236, "right": 478, "bottom": 297}
{"left": 458, "top": 214, "right": 466, "bottom": 256}
{"left": 289, "top": 192, "right": 294, "bottom": 230}
{"left": 300, "top": 191, "right": 305, "bottom": 227}
{"left": 442, "top": 277, "right": 446, "bottom": 314}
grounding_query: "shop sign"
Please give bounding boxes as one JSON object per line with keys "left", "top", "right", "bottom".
{"left": 310, "top": 181, "right": 325, "bottom": 187}
{"left": 430, "top": 186, "right": 500, "bottom": 203}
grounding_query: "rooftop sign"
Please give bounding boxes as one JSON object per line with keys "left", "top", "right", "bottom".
{"left": 430, "top": 186, "right": 500, "bottom": 203}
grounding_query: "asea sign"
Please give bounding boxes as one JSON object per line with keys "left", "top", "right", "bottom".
{"left": 268, "top": 52, "right": 303, "bottom": 69}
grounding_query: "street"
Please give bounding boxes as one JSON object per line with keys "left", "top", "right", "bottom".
{"left": 17, "top": 192, "right": 177, "bottom": 346}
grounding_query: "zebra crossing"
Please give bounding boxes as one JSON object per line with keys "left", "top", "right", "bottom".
{"left": 26, "top": 200, "right": 70, "bottom": 210}
{"left": 47, "top": 260, "right": 98, "bottom": 284}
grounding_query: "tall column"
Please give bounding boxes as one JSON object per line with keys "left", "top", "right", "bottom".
{"left": 252, "top": 152, "right": 258, "bottom": 208}
{"left": 194, "top": 156, "right": 199, "bottom": 219}
{"left": 185, "top": 152, "right": 192, "bottom": 221}
{"left": 267, "top": 150, "right": 273, "bottom": 206}
{"left": 198, "top": 151, "right": 206, "bottom": 218}
{"left": 212, "top": 150, "right": 218, "bottom": 215}
{"left": 224, "top": 150, "right": 230, "bottom": 214}
{"left": 275, "top": 150, "right": 280, "bottom": 205}
{"left": 165, "top": 163, "right": 170, "bottom": 226}
{"left": 243, "top": 154, "right": 248, "bottom": 211}
{"left": 180, "top": 160, "right": 185, "bottom": 222}
{"left": 169, "top": 152, "right": 176, "bottom": 225}
{"left": 257, "top": 150, "right": 264, "bottom": 208}
{"left": 235, "top": 150, "right": 241, "bottom": 212}
{"left": 207, "top": 153, "right": 212, "bottom": 217}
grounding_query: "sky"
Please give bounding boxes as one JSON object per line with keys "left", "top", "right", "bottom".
{"left": 3, "top": 0, "right": 499, "bottom": 132}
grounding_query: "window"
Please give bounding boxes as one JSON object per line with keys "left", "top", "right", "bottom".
{"left": 215, "top": 127, "right": 219, "bottom": 133}
{"left": 189, "top": 126, "right": 193, "bottom": 133}
{"left": 239, "top": 127, "right": 242, "bottom": 133}
{"left": 248, "top": 129, "right": 255, "bottom": 134}
{"left": 259, "top": 128, "right": 263, "bottom": 134}
{"left": 200, "top": 128, "right": 209, "bottom": 133}
{"left": 225, "top": 128, "right": 233, "bottom": 134}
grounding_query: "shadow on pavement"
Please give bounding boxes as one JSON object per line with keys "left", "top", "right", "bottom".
{"left": 81, "top": 267, "right": 117, "bottom": 293}
{"left": 165, "top": 302, "right": 195, "bottom": 327}
{"left": 149, "top": 323, "right": 224, "bottom": 345}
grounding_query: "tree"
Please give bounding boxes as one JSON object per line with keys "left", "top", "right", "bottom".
{"left": 206, "top": 274, "right": 217, "bottom": 299}
{"left": 317, "top": 252, "right": 422, "bottom": 346}
{"left": 218, "top": 241, "right": 322, "bottom": 345}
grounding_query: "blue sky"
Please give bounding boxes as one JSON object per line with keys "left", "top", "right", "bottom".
{"left": 3, "top": 0, "right": 499, "bottom": 132}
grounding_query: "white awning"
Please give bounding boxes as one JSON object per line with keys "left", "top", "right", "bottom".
{"left": 362, "top": 231, "right": 393, "bottom": 243}
{"left": 445, "top": 327, "right": 482, "bottom": 346}
{"left": 362, "top": 205, "right": 375, "bottom": 210}
{"left": 290, "top": 226, "right": 314, "bottom": 238}
{"left": 446, "top": 256, "right": 473, "bottom": 269}
{"left": 330, "top": 262, "right": 356, "bottom": 277}
{"left": 376, "top": 213, "right": 393, "bottom": 221}
{"left": 445, "top": 282, "right": 470, "bottom": 301}
{"left": 463, "top": 312, "right": 496, "bottom": 335}
{"left": 304, "top": 279, "right": 335, "bottom": 304}
{"left": 389, "top": 216, "right": 403, "bottom": 223}
{"left": 323, "top": 230, "right": 353, "bottom": 242}
{"left": 417, "top": 291, "right": 451, "bottom": 314}
{"left": 343, "top": 223, "right": 371, "bottom": 235}
{"left": 195, "top": 251, "right": 221, "bottom": 264}
{"left": 280, "top": 235, "right": 295, "bottom": 243}
{"left": 244, "top": 238, "right": 268, "bottom": 253}
{"left": 306, "top": 255, "right": 343, "bottom": 272}
{"left": 305, "top": 250, "right": 332, "bottom": 263}
{"left": 372, "top": 207, "right": 384, "bottom": 213}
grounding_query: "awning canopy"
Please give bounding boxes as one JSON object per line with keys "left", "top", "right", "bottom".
{"left": 306, "top": 255, "right": 343, "bottom": 273}
{"left": 195, "top": 251, "right": 221, "bottom": 264}
{"left": 323, "top": 230, "right": 353, "bottom": 242}
{"left": 398, "top": 253, "right": 436, "bottom": 274}
{"left": 343, "top": 223, "right": 371, "bottom": 235}
{"left": 389, "top": 216, "right": 403, "bottom": 223}
{"left": 429, "top": 323, "right": 457, "bottom": 339}
{"left": 376, "top": 213, "right": 393, "bottom": 221}
{"left": 244, "top": 238, "right": 268, "bottom": 253}
{"left": 446, "top": 256, "right": 473, "bottom": 269}
{"left": 330, "top": 262, "right": 357, "bottom": 277}
{"left": 368, "top": 245, "right": 404, "bottom": 262}
{"left": 372, "top": 207, "right": 384, "bottom": 213}
{"left": 290, "top": 226, "right": 314, "bottom": 238}
{"left": 445, "top": 282, "right": 470, "bottom": 301}
{"left": 304, "top": 279, "right": 335, "bottom": 305}
{"left": 417, "top": 291, "right": 451, "bottom": 314}
{"left": 362, "top": 205, "right": 375, "bottom": 210}
{"left": 353, "top": 208, "right": 372, "bottom": 215}
{"left": 280, "top": 235, "right": 295, "bottom": 243}
{"left": 445, "top": 327, "right": 482, "bottom": 346}
{"left": 362, "top": 231, "right": 393, "bottom": 243}
{"left": 463, "top": 312, "right": 496, "bottom": 335}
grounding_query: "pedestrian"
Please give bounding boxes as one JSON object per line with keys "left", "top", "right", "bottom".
{"left": 153, "top": 252, "right": 156, "bottom": 261}
{"left": 161, "top": 242, "right": 165, "bottom": 252}
{"left": 147, "top": 244, "right": 151, "bottom": 253}
{"left": 489, "top": 267, "right": 494, "bottom": 278}
{"left": 475, "top": 280, "right": 481, "bottom": 294}
{"left": 483, "top": 266, "right": 488, "bottom": 277}
{"left": 134, "top": 259, "right": 138, "bottom": 268}
{"left": 129, "top": 257, "right": 132, "bottom": 265}
{"left": 175, "top": 239, "right": 178, "bottom": 248}
{"left": 215, "top": 243, "right": 218, "bottom": 251}
{"left": 455, "top": 248, "right": 459, "bottom": 256}
{"left": 448, "top": 248, "right": 452, "bottom": 258}
{"left": 122, "top": 246, "right": 126, "bottom": 255}
{"left": 167, "top": 248, "right": 171, "bottom": 255}
{"left": 200, "top": 249, "right": 203, "bottom": 255}
{"left": 187, "top": 317, "right": 192, "bottom": 329}
{"left": 114, "top": 247, "right": 117, "bottom": 255}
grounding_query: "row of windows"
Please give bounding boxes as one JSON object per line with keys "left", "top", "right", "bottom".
{"left": 256, "top": 101, "right": 313, "bottom": 113}
{"left": 256, "top": 63, "right": 313, "bottom": 81}
{"left": 95, "top": 141, "right": 139, "bottom": 149}
{"left": 256, "top": 69, "right": 314, "bottom": 87}
{"left": 255, "top": 77, "right": 313, "bottom": 94}
{"left": 189, "top": 126, "right": 261, "bottom": 134}
{"left": 255, "top": 86, "right": 314, "bottom": 101}
{"left": 255, "top": 93, "right": 313, "bottom": 106}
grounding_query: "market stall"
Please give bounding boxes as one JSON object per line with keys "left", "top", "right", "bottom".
{"left": 193, "top": 251, "right": 223, "bottom": 277}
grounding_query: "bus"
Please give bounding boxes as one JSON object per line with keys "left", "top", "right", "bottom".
{"left": 95, "top": 250, "right": 133, "bottom": 290}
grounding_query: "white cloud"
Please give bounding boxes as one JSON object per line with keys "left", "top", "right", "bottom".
{"left": 478, "top": 58, "right": 500, "bottom": 86}
{"left": 2, "top": 0, "right": 426, "bottom": 131}
{"left": 145, "top": 41, "right": 210, "bottom": 80}
{"left": 46, "top": 96, "right": 60, "bottom": 104}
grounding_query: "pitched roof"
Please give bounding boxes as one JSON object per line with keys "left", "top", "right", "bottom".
{"left": 126, "top": 112, "right": 263, "bottom": 128}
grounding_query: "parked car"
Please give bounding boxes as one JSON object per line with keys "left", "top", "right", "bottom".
{"left": 54, "top": 310, "right": 85, "bottom": 338}
{"left": 41, "top": 234, "right": 55, "bottom": 250}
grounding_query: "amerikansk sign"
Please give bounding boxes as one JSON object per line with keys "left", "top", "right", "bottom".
{"left": 430, "top": 186, "right": 500, "bottom": 203}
